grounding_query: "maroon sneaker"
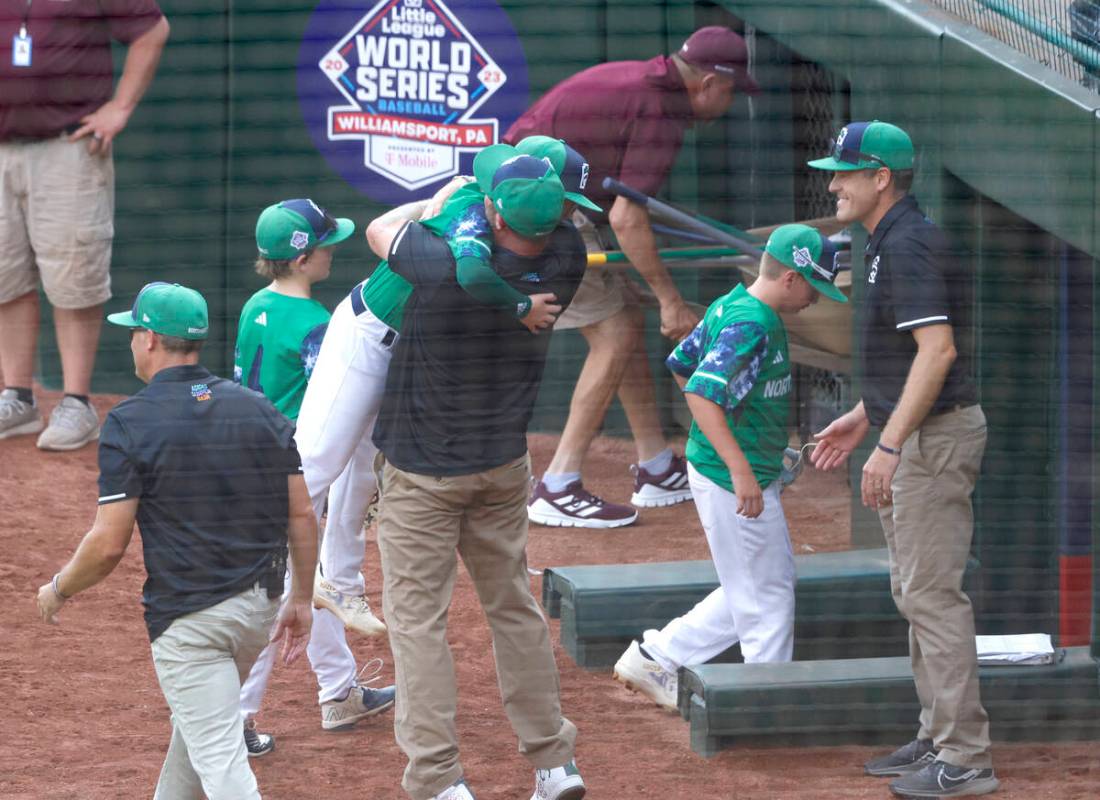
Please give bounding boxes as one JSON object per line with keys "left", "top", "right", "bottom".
{"left": 527, "top": 479, "right": 638, "bottom": 528}
{"left": 630, "top": 455, "right": 693, "bottom": 508}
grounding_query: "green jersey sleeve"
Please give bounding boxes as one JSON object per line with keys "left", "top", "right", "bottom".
{"left": 683, "top": 321, "right": 769, "bottom": 412}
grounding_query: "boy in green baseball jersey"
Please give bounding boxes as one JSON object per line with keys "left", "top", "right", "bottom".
{"left": 612, "top": 224, "right": 847, "bottom": 711}
{"left": 234, "top": 199, "right": 354, "bottom": 419}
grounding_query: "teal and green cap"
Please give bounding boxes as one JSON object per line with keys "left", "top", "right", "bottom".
{"left": 807, "top": 121, "right": 914, "bottom": 172}
{"left": 255, "top": 198, "right": 355, "bottom": 260}
{"left": 514, "top": 135, "right": 602, "bottom": 213}
{"left": 765, "top": 224, "right": 847, "bottom": 303}
{"left": 107, "top": 282, "right": 210, "bottom": 339}
{"left": 473, "top": 144, "right": 564, "bottom": 238}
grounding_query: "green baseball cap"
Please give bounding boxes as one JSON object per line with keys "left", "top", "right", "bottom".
{"left": 807, "top": 120, "right": 914, "bottom": 172}
{"left": 473, "top": 144, "right": 564, "bottom": 238}
{"left": 107, "top": 282, "right": 211, "bottom": 339}
{"left": 514, "top": 135, "right": 602, "bottom": 213}
{"left": 255, "top": 198, "right": 355, "bottom": 260}
{"left": 765, "top": 224, "right": 847, "bottom": 303}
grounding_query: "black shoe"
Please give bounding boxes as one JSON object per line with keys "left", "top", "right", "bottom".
{"left": 243, "top": 720, "right": 275, "bottom": 757}
{"left": 889, "top": 760, "right": 999, "bottom": 797}
{"left": 865, "top": 738, "right": 938, "bottom": 777}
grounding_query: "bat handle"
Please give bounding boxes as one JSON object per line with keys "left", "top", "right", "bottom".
{"left": 601, "top": 176, "right": 651, "bottom": 207}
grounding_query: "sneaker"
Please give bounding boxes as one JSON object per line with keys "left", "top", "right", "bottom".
{"left": 321, "top": 660, "right": 396, "bottom": 731}
{"left": 243, "top": 719, "right": 274, "bottom": 758}
{"left": 630, "top": 454, "right": 692, "bottom": 508}
{"left": 0, "top": 389, "right": 44, "bottom": 440}
{"left": 527, "top": 479, "right": 638, "bottom": 528}
{"left": 889, "top": 760, "right": 999, "bottom": 797}
{"left": 865, "top": 738, "right": 939, "bottom": 777}
{"left": 530, "top": 760, "right": 585, "bottom": 800}
{"left": 431, "top": 779, "right": 476, "bottom": 800}
{"left": 36, "top": 396, "right": 99, "bottom": 451}
{"left": 612, "top": 640, "right": 678, "bottom": 712}
{"left": 313, "top": 566, "right": 387, "bottom": 638}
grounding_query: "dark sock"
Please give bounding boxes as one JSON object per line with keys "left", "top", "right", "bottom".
{"left": 639, "top": 644, "right": 656, "bottom": 662}
{"left": 64, "top": 394, "right": 91, "bottom": 408}
{"left": 10, "top": 386, "right": 34, "bottom": 405}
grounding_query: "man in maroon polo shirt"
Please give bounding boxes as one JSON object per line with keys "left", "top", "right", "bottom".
{"left": 0, "top": 1, "right": 169, "bottom": 452}
{"left": 506, "top": 26, "right": 759, "bottom": 528}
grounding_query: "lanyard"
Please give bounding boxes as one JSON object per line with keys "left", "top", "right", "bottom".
{"left": 19, "top": 0, "right": 32, "bottom": 37}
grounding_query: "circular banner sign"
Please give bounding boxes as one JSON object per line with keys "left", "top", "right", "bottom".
{"left": 298, "top": 0, "right": 529, "bottom": 205}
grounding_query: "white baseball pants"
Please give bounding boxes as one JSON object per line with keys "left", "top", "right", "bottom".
{"left": 643, "top": 465, "right": 796, "bottom": 670}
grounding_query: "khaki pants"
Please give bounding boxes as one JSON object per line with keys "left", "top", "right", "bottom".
{"left": 151, "top": 585, "right": 279, "bottom": 800}
{"left": 377, "top": 454, "right": 577, "bottom": 799}
{"left": 880, "top": 404, "right": 991, "bottom": 769}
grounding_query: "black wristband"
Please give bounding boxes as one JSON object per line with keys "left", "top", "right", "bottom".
{"left": 876, "top": 442, "right": 901, "bottom": 456}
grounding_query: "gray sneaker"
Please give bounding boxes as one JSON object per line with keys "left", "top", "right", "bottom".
{"left": 36, "top": 396, "right": 99, "bottom": 451}
{"left": 865, "top": 738, "right": 938, "bottom": 777}
{"left": 0, "top": 388, "right": 44, "bottom": 440}
{"left": 889, "top": 760, "right": 999, "bottom": 797}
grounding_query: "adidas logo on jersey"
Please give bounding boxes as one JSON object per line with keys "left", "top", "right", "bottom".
{"left": 773, "top": 350, "right": 784, "bottom": 365}
{"left": 255, "top": 311, "right": 268, "bottom": 327}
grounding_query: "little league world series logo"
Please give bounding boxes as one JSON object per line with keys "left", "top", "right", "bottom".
{"left": 298, "top": 0, "right": 528, "bottom": 202}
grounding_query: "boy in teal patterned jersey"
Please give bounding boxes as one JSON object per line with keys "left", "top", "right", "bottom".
{"left": 612, "top": 224, "right": 847, "bottom": 711}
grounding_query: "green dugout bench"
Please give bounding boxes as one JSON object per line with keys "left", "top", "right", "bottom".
{"left": 679, "top": 647, "right": 1100, "bottom": 757}
{"left": 541, "top": 549, "right": 980, "bottom": 669}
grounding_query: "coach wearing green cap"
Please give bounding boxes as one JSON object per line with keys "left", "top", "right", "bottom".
{"left": 809, "top": 122, "right": 996, "bottom": 797}
{"left": 371, "top": 155, "right": 587, "bottom": 800}
{"left": 36, "top": 281, "right": 318, "bottom": 799}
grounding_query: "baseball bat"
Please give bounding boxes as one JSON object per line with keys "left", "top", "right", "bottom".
{"left": 588, "top": 246, "right": 743, "bottom": 267}
{"left": 601, "top": 177, "right": 766, "bottom": 260}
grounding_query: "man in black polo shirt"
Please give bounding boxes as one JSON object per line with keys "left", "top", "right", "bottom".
{"left": 371, "top": 151, "right": 586, "bottom": 800}
{"left": 35, "top": 282, "right": 316, "bottom": 800}
{"left": 808, "top": 122, "right": 997, "bottom": 798}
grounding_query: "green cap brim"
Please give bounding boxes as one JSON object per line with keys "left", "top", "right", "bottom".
{"left": 809, "top": 278, "right": 848, "bottom": 303}
{"left": 320, "top": 217, "right": 355, "bottom": 248}
{"left": 807, "top": 156, "right": 872, "bottom": 171}
{"left": 107, "top": 310, "right": 143, "bottom": 329}
{"left": 567, "top": 192, "right": 602, "bottom": 213}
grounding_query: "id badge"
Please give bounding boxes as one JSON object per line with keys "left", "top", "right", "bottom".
{"left": 12, "top": 32, "right": 32, "bottom": 68}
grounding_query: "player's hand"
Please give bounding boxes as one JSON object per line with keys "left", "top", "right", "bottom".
{"left": 36, "top": 582, "right": 66, "bottom": 624}
{"left": 732, "top": 471, "right": 764, "bottom": 518}
{"left": 811, "top": 411, "right": 871, "bottom": 471}
{"left": 270, "top": 598, "right": 313, "bottom": 666}
{"left": 70, "top": 100, "right": 132, "bottom": 156}
{"left": 659, "top": 299, "right": 700, "bottom": 341}
{"left": 861, "top": 446, "right": 900, "bottom": 510}
{"left": 421, "top": 175, "right": 475, "bottom": 220}
{"left": 521, "top": 292, "right": 561, "bottom": 333}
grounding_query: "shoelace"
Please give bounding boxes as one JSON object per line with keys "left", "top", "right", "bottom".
{"left": 0, "top": 397, "right": 27, "bottom": 420}
{"left": 353, "top": 657, "right": 385, "bottom": 690}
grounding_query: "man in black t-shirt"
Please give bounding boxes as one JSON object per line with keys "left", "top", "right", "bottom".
{"left": 370, "top": 152, "right": 586, "bottom": 800}
{"left": 808, "top": 122, "right": 997, "bottom": 798}
{"left": 35, "top": 282, "right": 317, "bottom": 800}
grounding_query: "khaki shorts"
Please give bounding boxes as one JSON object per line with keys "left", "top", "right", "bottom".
{"left": 555, "top": 210, "right": 655, "bottom": 331}
{"left": 0, "top": 137, "right": 114, "bottom": 309}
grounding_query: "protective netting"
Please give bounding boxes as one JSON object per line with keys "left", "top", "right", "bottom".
{"left": 930, "top": 0, "right": 1100, "bottom": 90}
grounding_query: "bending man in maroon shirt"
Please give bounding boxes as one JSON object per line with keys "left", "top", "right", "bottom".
{"left": 506, "top": 26, "right": 759, "bottom": 528}
{"left": 0, "top": 1, "right": 169, "bottom": 452}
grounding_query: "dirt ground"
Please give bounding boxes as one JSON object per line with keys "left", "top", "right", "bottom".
{"left": 3, "top": 388, "right": 1099, "bottom": 799}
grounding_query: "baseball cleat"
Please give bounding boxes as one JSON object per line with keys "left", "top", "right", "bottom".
{"left": 0, "top": 389, "right": 43, "bottom": 440}
{"left": 527, "top": 480, "right": 638, "bottom": 528}
{"left": 322, "top": 660, "right": 396, "bottom": 731}
{"left": 243, "top": 720, "right": 275, "bottom": 757}
{"left": 313, "top": 566, "right": 387, "bottom": 638}
{"left": 865, "top": 738, "right": 939, "bottom": 777}
{"left": 530, "top": 760, "right": 585, "bottom": 800}
{"left": 36, "top": 396, "right": 99, "bottom": 451}
{"left": 630, "top": 455, "right": 693, "bottom": 508}
{"left": 430, "top": 779, "right": 476, "bottom": 800}
{"left": 888, "top": 760, "right": 999, "bottom": 797}
{"left": 612, "top": 640, "right": 679, "bottom": 712}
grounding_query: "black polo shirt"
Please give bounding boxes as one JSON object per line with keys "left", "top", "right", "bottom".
{"left": 372, "top": 221, "right": 586, "bottom": 476}
{"left": 860, "top": 195, "right": 977, "bottom": 427}
{"left": 97, "top": 364, "right": 301, "bottom": 642}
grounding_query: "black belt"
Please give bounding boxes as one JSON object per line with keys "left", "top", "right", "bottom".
{"left": 3, "top": 123, "right": 82, "bottom": 144}
{"left": 349, "top": 281, "right": 397, "bottom": 347}
{"left": 931, "top": 401, "right": 978, "bottom": 417}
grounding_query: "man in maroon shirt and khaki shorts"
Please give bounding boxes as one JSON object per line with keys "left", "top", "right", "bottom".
{"left": 0, "top": 1, "right": 169, "bottom": 450}
{"left": 506, "top": 27, "right": 759, "bottom": 528}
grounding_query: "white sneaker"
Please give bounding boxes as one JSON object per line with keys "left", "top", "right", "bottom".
{"left": 0, "top": 389, "right": 44, "bottom": 440}
{"left": 612, "top": 640, "right": 679, "bottom": 712}
{"left": 313, "top": 566, "right": 387, "bottom": 638}
{"left": 531, "top": 760, "right": 585, "bottom": 800}
{"left": 431, "top": 779, "right": 476, "bottom": 800}
{"left": 320, "top": 670, "right": 396, "bottom": 731}
{"left": 36, "top": 396, "right": 99, "bottom": 451}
